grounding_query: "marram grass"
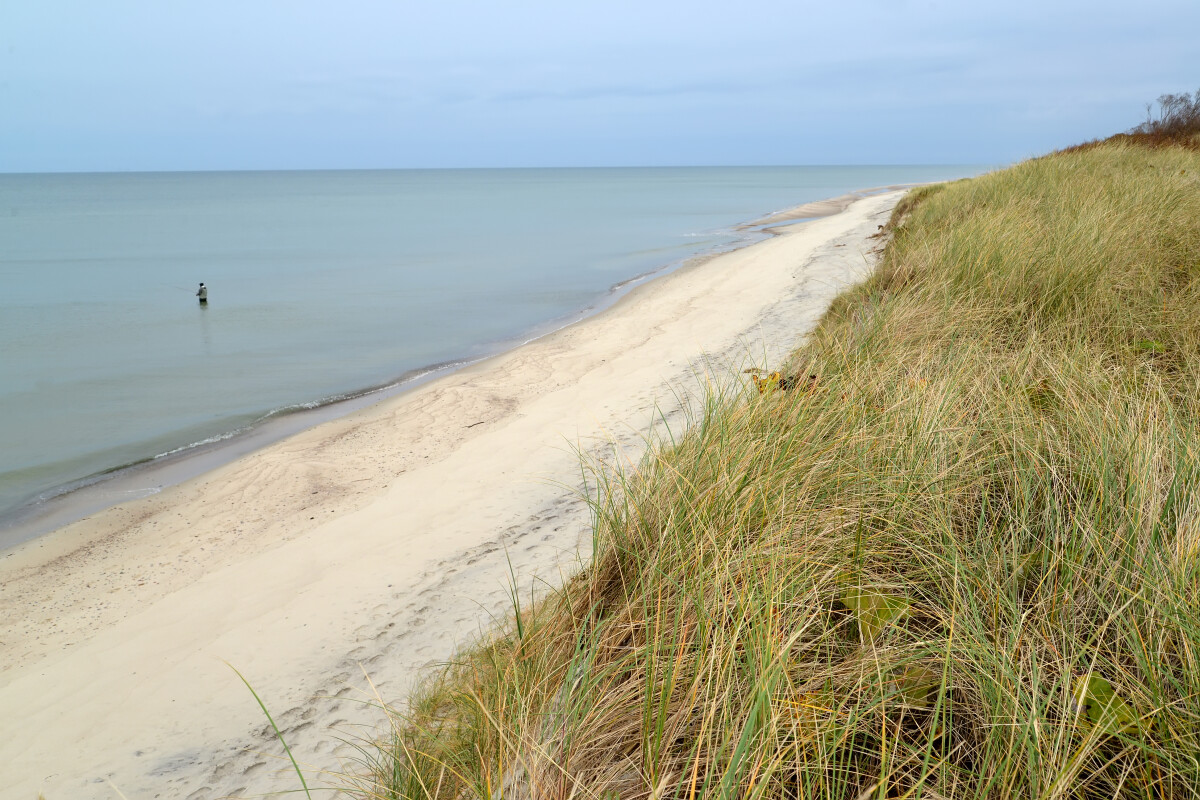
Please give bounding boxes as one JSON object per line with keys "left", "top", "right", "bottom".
{"left": 348, "top": 140, "right": 1200, "bottom": 799}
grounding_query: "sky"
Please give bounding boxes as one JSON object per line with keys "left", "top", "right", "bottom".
{"left": 2, "top": 1, "right": 1197, "bottom": 172}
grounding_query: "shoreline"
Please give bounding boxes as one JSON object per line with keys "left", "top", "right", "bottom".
{"left": 0, "top": 187, "right": 891, "bottom": 553}
{"left": 0, "top": 188, "right": 905, "bottom": 800}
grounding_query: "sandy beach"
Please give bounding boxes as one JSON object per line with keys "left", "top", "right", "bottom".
{"left": 0, "top": 189, "right": 902, "bottom": 800}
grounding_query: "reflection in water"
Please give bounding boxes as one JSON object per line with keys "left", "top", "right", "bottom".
{"left": 199, "top": 298, "right": 211, "bottom": 353}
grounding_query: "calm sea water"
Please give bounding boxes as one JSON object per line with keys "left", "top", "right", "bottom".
{"left": 0, "top": 166, "right": 978, "bottom": 533}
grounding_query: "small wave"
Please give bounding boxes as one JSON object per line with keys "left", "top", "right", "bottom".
{"left": 155, "top": 428, "right": 246, "bottom": 459}
{"left": 9, "top": 356, "right": 484, "bottom": 525}
{"left": 610, "top": 271, "right": 656, "bottom": 292}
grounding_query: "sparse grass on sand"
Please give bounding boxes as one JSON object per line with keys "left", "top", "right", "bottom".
{"left": 348, "top": 139, "right": 1200, "bottom": 799}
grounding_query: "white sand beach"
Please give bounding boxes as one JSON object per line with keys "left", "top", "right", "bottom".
{"left": 0, "top": 190, "right": 902, "bottom": 800}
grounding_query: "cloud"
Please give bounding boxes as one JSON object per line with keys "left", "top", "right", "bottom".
{"left": 3, "top": 0, "right": 1199, "bottom": 170}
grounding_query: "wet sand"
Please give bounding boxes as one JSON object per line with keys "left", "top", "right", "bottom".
{"left": 0, "top": 190, "right": 902, "bottom": 800}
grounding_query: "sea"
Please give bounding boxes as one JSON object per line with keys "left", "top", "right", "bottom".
{"left": 0, "top": 166, "right": 979, "bottom": 545}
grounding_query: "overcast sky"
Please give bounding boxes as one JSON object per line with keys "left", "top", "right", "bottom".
{"left": 2, "top": 0, "right": 1196, "bottom": 172}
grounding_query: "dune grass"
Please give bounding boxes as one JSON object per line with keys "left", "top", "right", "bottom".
{"left": 349, "top": 139, "right": 1200, "bottom": 799}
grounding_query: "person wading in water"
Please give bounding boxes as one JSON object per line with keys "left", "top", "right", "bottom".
{"left": 196, "top": 282, "right": 208, "bottom": 304}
